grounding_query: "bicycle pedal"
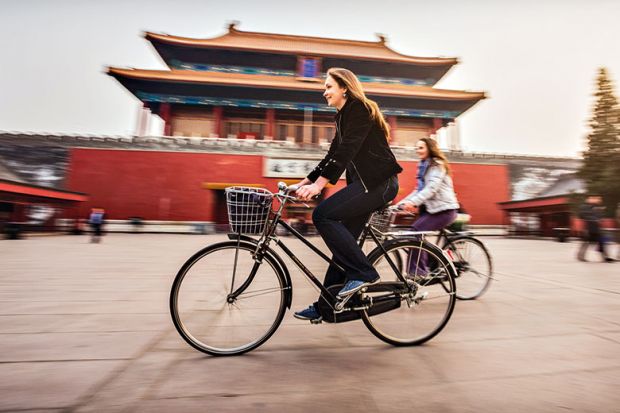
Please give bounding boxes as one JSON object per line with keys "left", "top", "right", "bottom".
{"left": 335, "top": 294, "right": 353, "bottom": 311}
{"left": 310, "top": 317, "right": 323, "bottom": 325}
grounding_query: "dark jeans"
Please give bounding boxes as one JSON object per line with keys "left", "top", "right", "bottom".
{"left": 313, "top": 175, "right": 399, "bottom": 288}
{"left": 90, "top": 223, "right": 103, "bottom": 243}
{"left": 577, "top": 232, "right": 609, "bottom": 261}
{"left": 407, "top": 209, "right": 458, "bottom": 275}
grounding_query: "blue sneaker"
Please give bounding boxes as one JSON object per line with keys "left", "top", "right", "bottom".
{"left": 294, "top": 304, "right": 321, "bottom": 321}
{"left": 337, "top": 278, "right": 379, "bottom": 298}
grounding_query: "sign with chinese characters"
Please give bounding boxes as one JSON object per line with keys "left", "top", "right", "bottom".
{"left": 264, "top": 158, "right": 318, "bottom": 178}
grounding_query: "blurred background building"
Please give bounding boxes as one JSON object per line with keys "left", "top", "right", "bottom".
{"left": 108, "top": 22, "right": 483, "bottom": 148}
{"left": 0, "top": 23, "right": 583, "bottom": 236}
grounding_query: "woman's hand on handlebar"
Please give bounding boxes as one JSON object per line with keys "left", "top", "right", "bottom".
{"left": 396, "top": 201, "right": 419, "bottom": 214}
{"left": 286, "top": 178, "right": 310, "bottom": 196}
{"left": 296, "top": 184, "right": 321, "bottom": 201}
{"left": 295, "top": 177, "right": 328, "bottom": 201}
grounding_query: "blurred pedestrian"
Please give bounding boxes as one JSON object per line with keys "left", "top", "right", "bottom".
{"left": 88, "top": 208, "right": 106, "bottom": 243}
{"left": 577, "top": 196, "right": 613, "bottom": 262}
{"left": 616, "top": 202, "right": 620, "bottom": 259}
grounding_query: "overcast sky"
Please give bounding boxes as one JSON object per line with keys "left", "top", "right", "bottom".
{"left": 1, "top": 0, "right": 619, "bottom": 157}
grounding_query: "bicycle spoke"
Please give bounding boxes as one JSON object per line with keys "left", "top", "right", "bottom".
{"left": 419, "top": 291, "right": 456, "bottom": 301}
{"left": 236, "top": 286, "right": 288, "bottom": 300}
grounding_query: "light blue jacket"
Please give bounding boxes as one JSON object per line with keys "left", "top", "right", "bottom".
{"left": 404, "top": 159, "right": 460, "bottom": 214}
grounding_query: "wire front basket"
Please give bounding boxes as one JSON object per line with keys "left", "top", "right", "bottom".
{"left": 225, "top": 186, "right": 274, "bottom": 234}
{"left": 369, "top": 208, "right": 394, "bottom": 234}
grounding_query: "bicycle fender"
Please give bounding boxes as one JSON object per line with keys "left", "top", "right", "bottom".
{"left": 227, "top": 233, "right": 293, "bottom": 309}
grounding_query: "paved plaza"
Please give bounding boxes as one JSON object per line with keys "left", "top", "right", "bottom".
{"left": 0, "top": 234, "right": 619, "bottom": 412}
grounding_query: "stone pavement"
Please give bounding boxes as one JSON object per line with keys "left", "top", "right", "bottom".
{"left": 0, "top": 234, "right": 619, "bottom": 412}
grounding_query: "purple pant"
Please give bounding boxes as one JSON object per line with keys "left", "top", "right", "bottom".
{"left": 408, "top": 209, "right": 458, "bottom": 275}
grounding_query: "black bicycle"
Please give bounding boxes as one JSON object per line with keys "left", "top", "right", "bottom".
{"left": 359, "top": 208, "right": 493, "bottom": 300}
{"left": 170, "top": 182, "right": 457, "bottom": 356}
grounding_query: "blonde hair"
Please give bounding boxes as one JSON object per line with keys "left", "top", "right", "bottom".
{"left": 326, "top": 67, "right": 391, "bottom": 141}
{"left": 419, "top": 137, "right": 452, "bottom": 176}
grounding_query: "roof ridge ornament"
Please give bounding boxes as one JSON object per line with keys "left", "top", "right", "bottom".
{"left": 227, "top": 21, "right": 240, "bottom": 33}
{"left": 376, "top": 33, "right": 387, "bottom": 45}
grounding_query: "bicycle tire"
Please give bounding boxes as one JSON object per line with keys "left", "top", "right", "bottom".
{"left": 170, "top": 240, "right": 288, "bottom": 356}
{"left": 443, "top": 236, "right": 493, "bottom": 300}
{"left": 361, "top": 238, "right": 456, "bottom": 346}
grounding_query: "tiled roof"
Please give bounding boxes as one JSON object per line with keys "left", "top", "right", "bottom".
{"left": 145, "top": 24, "right": 457, "bottom": 66}
{"left": 536, "top": 174, "right": 585, "bottom": 198}
{"left": 0, "top": 155, "right": 23, "bottom": 182}
{"left": 0, "top": 179, "right": 87, "bottom": 202}
{"left": 107, "top": 68, "right": 485, "bottom": 101}
{"left": 0, "top": 133, "right": 583, "bottom": 164}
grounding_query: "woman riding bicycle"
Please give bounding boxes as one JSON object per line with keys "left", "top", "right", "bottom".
{"left": 293, "top": 68, "right": 402, "bottom": 321}
{"left": 397, "top": 137, "right": 460, "bottom": 275}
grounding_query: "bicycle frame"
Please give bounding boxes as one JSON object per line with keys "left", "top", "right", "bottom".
{"left": 227, "top": 186, "right": 411, "bottom": 307}
{"left": 172, "top": 184, "right": 461, "bottom": 355}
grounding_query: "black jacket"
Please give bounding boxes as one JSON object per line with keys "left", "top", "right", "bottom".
{"left": 579, "top": 203, "right": 602, "bottom": 236}
{"left": 307, "top": 98, "right": 403, "bottom": 190}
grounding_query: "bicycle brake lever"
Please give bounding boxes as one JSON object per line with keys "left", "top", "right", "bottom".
{"left": 278, "top": 194, "right": 310, "bottom": 209}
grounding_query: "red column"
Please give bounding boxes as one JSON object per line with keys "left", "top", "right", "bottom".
{"left": 265, "top": 108, "right": 275, "bottom": 140}
{"left": 160, "top": 103, "right": 172, "bottom": 136}
{"left": 431, "top": 118, "right": 443, "bottom": 135}
{"left": 13, "top": 203, "right": 27, "bottom": 222}
{"left": 387, "top": 116, "right": 397, "bottom": 145}
{"left": 213, "top": 106, "right": 223, "bottom": 138}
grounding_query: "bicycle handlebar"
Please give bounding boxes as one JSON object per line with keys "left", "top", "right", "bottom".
{"left": 277, "top": 181, "right": 297, "bottom": 195}
{"left": 275, "top": 182, "right": 310, "bottom": 207}
{"left": 386, "top": 204, "right": 417, "bottom": 217}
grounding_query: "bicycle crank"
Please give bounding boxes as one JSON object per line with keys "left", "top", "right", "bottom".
{"left": 334, "top": 287, "right": 369, "bottom": 312}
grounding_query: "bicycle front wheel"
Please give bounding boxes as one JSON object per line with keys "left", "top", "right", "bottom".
{"left": 362, "top": 239, "right": 456, "bottom": 346}
{"left": 444, "top": 236, "right": 493, "bottom": 300}
{"left": 170, "top": 241, "right": 288, "bottom": 356}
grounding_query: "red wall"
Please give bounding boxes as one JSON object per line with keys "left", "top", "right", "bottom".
{"left": 66, "top": 148, "right": 510, "bottom": 224}
{"left": 453, "top": 163, "right": 511, "bottom": 224}
{"left": 67, "top": 149, "right": 272, "bottom": 221}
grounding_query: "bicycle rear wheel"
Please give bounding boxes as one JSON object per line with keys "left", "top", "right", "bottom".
{"left": 362, "top": 239, "right": 456, "bottom": 346}
{"left": 444, "top": 236, "right": 493, "bottom": 300}
{"left": 170, "top": 241, "right": 287, "bottom": 356}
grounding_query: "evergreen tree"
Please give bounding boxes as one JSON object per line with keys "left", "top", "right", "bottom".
{"left": 579, "top": 68, "right": 620, "bottom": 216}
